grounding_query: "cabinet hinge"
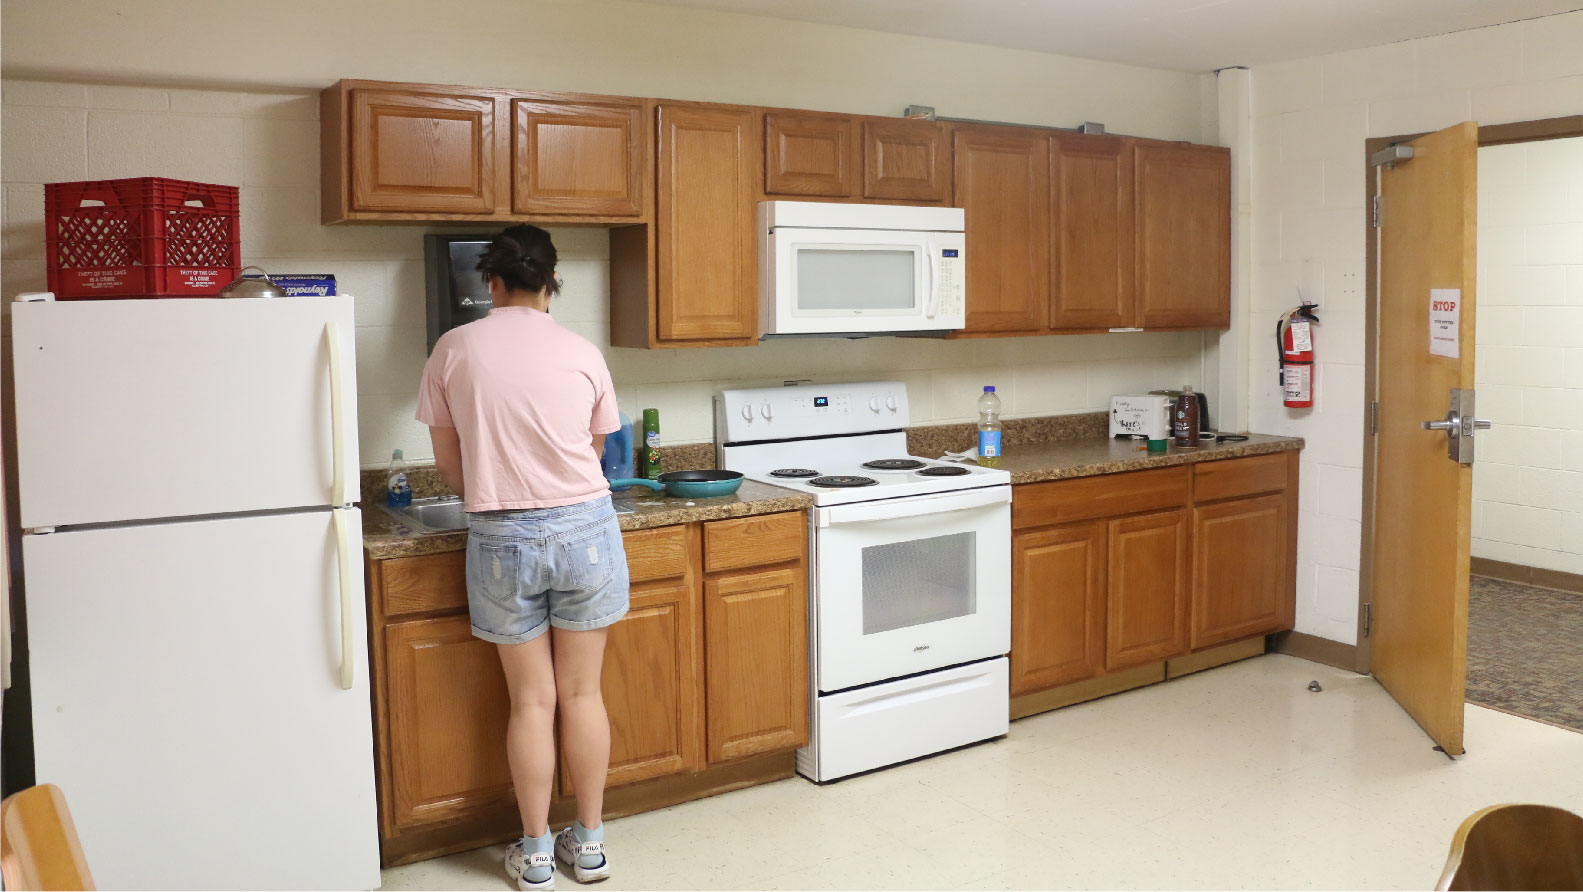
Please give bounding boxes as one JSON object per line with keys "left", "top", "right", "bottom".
{"left": 1363, "top": 602, "right": 1373, "bottom": 637}
{"left": 1369, "top": 401, "right": 1379, "bottom": 435}
{"left": 1371, "top": 194, "right": 1382, "bottom": 229}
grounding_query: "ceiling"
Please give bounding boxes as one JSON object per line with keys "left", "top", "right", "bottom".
{"left": 628, "top": 0, "right": 1581, "bottom": 72}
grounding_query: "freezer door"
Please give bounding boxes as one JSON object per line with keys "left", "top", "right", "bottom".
{"left": 12, "top": 298, "right": 359, "bottom": 527}
{"left": 23, "top": 509, "right": 378, "bottom": 890}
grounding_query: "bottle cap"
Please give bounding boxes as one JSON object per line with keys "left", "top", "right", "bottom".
{"left": 984, "top": 386, "right": 996, "bottom": 393}
{"left": 642, "top": 408, "right": 659, "bottom": 424}
{"left": 392, "top": 449, "right": 403, "bottom": 459}
{"left": 1183, "top": 384, "right": 1193, "bottom": 393}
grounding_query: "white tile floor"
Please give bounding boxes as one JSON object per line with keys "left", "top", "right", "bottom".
{"left": 380, "top": 655, "right": 1583, "bottom": 891}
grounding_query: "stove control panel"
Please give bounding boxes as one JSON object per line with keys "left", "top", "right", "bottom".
{"left": 716, "top": 381, "right": 909, "bottom": 442}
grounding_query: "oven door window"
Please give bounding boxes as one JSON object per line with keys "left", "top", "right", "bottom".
{"left": 794, "top": 246, "right": 918, "bottom": 314}
{"left": 861, "top": 531, "right": 976, "bottom": 634}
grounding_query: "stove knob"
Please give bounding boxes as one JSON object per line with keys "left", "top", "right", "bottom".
{"left": 760, "top": 402, "right": 773, "bottom": 420}
{"left": 740, "top": 404, "right": 753, "bottom": 421}
{"left": 886, "top": 394, "right": 898, "bottom": 411}
{"left": 868, "top": 396, "right": 881, "bottom": 413}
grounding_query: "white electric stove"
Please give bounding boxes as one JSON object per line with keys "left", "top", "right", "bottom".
{"left": 716, "top": 381, "right": 1011, "bottom": 782}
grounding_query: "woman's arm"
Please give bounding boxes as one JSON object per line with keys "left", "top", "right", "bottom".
{"left": 592, "top": 433, "right": 606, "bottom": 467}
{"left": 429, "top": 426, "right": 465, "bottom": 500}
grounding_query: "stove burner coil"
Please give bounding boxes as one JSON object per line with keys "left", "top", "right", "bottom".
{"left": 861, "top": 458, "right": 927, "bottom": 471}
{"left": 918, "top": 465, "right": 971, "bottom": 476}
{"left": 769, "top": 468, "right": 820, "bottom": 478}
{"left": 808, "top": 475, "right": 879, "bottom": 488}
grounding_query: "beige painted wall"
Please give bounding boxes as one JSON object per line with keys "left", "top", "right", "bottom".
{"left": 0, "top": 1, "right": 1213, "bottom": 467}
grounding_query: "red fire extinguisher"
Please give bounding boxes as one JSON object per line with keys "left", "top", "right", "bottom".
{"left": 1277, "top": 302, "right": 1320, "bottom": 408}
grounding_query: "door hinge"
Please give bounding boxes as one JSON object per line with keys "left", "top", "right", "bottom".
{"left": 1369, "top": 400, "right": 1379, "bottom": 435}
{"left": 1363, "top": 602, "right": 1372, "bottom": 637}
{"left": 1371, "top": 194, "right": 1382, "bottom": 229}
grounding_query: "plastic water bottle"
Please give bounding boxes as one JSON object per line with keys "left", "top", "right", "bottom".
{"left": 977, "top": 386, "right": 1003, "bottom": 468}
{"left": 386, "top": 449, "right": 412, "bottom": 508}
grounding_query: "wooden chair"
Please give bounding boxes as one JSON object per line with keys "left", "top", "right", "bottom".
{"left": 1438, "top": 803, "right": 1583, "bottom": 891}
{"left": 0, "top": 784, "right": 95, "bottom": 890}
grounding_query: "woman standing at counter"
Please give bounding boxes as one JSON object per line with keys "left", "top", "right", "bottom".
{"left": 417, "top": 224, "right": 626, "bottom": 890}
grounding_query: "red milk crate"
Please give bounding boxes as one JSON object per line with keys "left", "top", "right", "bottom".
{"left": 45, "top": 177, "right": 240, "bottom": 299}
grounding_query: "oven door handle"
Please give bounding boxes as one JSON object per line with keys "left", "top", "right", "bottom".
{"left": 816, "top": 485, "right": 1010, "bottom": 527}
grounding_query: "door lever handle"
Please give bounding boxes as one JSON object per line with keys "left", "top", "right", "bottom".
{"left": 1472, "top": 419, "right": 1491, "bottom": 430}
{"left": 1423, "top": 418, "right": 1458, "bottom": 431}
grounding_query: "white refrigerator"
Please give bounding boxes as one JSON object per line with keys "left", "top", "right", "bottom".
{"left": 11, "top": 296, "right": 380, "bottom": 890}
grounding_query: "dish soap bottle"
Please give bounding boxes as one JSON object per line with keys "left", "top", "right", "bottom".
{"left": 977, "top": 386, "right": 1002, "bottom": 468}
{"left": 386, "top": 449, "right": 412, "bottom": 508}
{"left": 641, "top": 408, "right": 662, "bottom": 479}
{"left": 602, "top": 410, "right": 636, "bottom": 491}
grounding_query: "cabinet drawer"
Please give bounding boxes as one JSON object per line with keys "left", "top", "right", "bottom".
{"left": 1193, "top": 453, "right": 1289, "bottom": 503}
{"left": 704, "top": 511, "right": 806, "bottom": 573}
{"left": 624, "top": 525, "right": 690, "bottom": 584}
{"left": 378, "top": 552, "right": 467, "bottom": 617}
{"left": 1013, "top": 467, "right": 1188, "bottom": 529}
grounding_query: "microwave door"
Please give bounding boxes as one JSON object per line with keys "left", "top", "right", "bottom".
{"left": 769, "top": 227, "right": 941, "bottom": 336}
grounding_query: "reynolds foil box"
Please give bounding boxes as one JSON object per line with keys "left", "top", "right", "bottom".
{"left": 243, "top": 273, "right": 336, "bottom": 297}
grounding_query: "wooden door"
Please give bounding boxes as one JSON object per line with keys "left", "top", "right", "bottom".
{"left": 350, "top": 88, "right": 502, "bottom": 214}
{"left": 863, "top": 119, "right": 950, "bottom": 202}
{"left": 587, "top": 577, "right": 705, "bottom": 789}
{"left": 764, "top": 113, "right": 854, "bottom": 198}
{"left": 512, "top": 98, "right": 646, "bottom": 217}
{"left": 1051, "top": 133, "right": 1134, "bottom": 330}
{"left": 1105, "top": 509, "right": 1189, "bottom": 670}
{"left": 1011, "top": 521, "right": 1106, "bottom": 694}
{"left": 953, "top": 125, "right": 1050, "bottom": 333}
{"left": 1370, "top": 121, "right": 1478, "bottom": 755}
{"left": 657, "top": 104, "right": 760, "bottom": 342}
{"left": 1132, "top": 140, "right": 1230, "bottom": 329}
{"left": 704, "top": 566, "right": 808, "bottom": 762}
{"left": 384, "top": 616, "right": 514, "bottom": 830}
{"left": 1191, "top": 494, "right": 1289, "bottom": 649}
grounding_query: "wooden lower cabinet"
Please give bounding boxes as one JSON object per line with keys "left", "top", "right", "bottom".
{"left": 366, "top": 511, "right": 807, "bottom": 865}
{"left": 1010, "top": 452, "right": 1299, "bottom": 707}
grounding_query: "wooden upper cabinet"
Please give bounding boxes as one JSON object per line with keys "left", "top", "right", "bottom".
{"left": 1133, "top": 140, "right": 1231, "bottom": 329}
{"left": 1105, "top": 508, "right": 1189, "bottom": 670}
{"left": 1011, "top": 520, "right": 1107, "bottom": 694}
{"left": 383, "top": 616, "right": 514, "bottom": 831}
{"left": 512, "top": 98, "right": 646, "bottom": 217}
{"left": 349, "top": 87, "right": 503, "bottom": 215}
{"left": 656, "top": 103, "right": 761, "bottom": 343}
{"left": 704, "top": 565, "right": 808, "bottom": 763}
{"left": 953, "top": 125, "right": 1051, "bottom": 333}
{"left": 863, "top": 119, "right": 950, "bottom": 202}
{"left": 1050, "top": 133, "right": 1134, "bottom": 331}
{"left": 764, "top": 113, "right": 855, "bottom": 198}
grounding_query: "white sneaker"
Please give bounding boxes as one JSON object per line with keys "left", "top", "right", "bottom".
{"left": 506, "top": 837, "right": 556, "bottom": 891}
{"left": 555, "top": 825, "right": 611, "bottom": 883}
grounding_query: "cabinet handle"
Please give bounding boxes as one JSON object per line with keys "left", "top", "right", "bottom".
{"left": 333, "top": 507, "right": 355, "bottom": 691}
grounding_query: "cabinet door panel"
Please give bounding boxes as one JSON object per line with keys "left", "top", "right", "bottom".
{"left": 705, "top": 566, "right": 809, "bottom": 762}
{"left": 765, "top": 113, "right": 854, "bottom": 197}
{"left": 1192, "top": 494, "right": 1289, "bottom": 649}
{"left": 1105, "top": 509, "right": 1189, "bottom": 670}
{"left": 351, "top": 89, "right": 498, "bottom": 214}
{"left": 657, "top": 104, "right": 759, "bottom": 341}
{"left": 863, "top": 119, "right": 949, "bottom": 202}
{"left": 512, "top": 99, "right": 645, "bottom": 217}
{"left": 594, "top": 579, "right": 705, "bottom": 788}
{"left": 1134, "top": 141, "right": 1231, "bottom": 329}
{"left": 385, "top": 617, "right": 514, "bottom": 830}
{"left": 1012, "top": 521, "right": 1106, "bottom": 694}
{"left": 1051, "top": 133, "right": 1134, "bottom": 330}
{"left": 953, "top": 126, "right": 1050, "bottom": 333}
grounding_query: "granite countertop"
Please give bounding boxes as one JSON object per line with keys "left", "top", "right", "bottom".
{"left": 362, "top": 480, "right": 813, "bottom": 560}
{"left": 994, "top": 433, "right": 1304, "bottom": 485}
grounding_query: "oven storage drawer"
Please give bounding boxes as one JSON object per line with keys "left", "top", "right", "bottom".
{"left": 803, "top": 657, "right": 1008, "bottom": 781}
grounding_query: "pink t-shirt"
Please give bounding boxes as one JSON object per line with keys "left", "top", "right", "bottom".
{"left": 416, "top": 306, "right": 620, "bottom": 512}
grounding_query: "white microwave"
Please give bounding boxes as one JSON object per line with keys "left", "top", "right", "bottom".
{"left": 758, "top": 201, "right": 965, "bottom": 338}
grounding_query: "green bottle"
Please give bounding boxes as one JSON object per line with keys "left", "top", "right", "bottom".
{"left": 641, "top": 408, "right": 661, "bottom": 479}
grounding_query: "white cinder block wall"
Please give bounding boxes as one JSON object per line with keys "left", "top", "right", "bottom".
{"left": 0, "top": 0, "right": 1210, "bottom": 468}
{"left": 1473, "top": 137, "right": 1583, "bottom": 577}
{"left": 1244, "top": 10, "right": 1583, "bottom": 643}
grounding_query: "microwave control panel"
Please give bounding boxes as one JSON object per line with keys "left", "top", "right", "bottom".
{"left": 937, "top": 247, "right": 964, "bottom": 317}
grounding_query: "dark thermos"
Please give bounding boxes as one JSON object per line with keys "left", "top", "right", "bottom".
{"left": 1172, "top": 385, "right": 1201, "bottom": 448}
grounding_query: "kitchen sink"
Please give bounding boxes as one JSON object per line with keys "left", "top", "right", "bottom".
{"left": 385, "top": 495, "right": 633, "bottom": 533}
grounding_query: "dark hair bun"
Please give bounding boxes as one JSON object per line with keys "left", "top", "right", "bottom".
{"left": 476, "top": 224, "right": 560, "bottom": 296}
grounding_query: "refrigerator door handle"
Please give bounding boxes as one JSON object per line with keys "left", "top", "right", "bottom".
{"left": 332, "top": 507, "right": 355, "bottom": 691}
{"left": 326, "top": 321, "right": 348, "bottom": 507}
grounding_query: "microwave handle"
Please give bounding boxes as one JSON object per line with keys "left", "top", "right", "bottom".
{"left": 925, "top": 248, "right": 940, "bottom": 320}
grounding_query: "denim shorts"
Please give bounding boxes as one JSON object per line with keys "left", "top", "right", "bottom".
{"left": 465, "top": 495, "right": 630, "bottom": 645}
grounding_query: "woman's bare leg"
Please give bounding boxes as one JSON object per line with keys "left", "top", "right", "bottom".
{"left": 551, "top": 626, "right": 611, "bottom": 829}
{"left": 496, "top": 635, "right": 557, "bottom": 838}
